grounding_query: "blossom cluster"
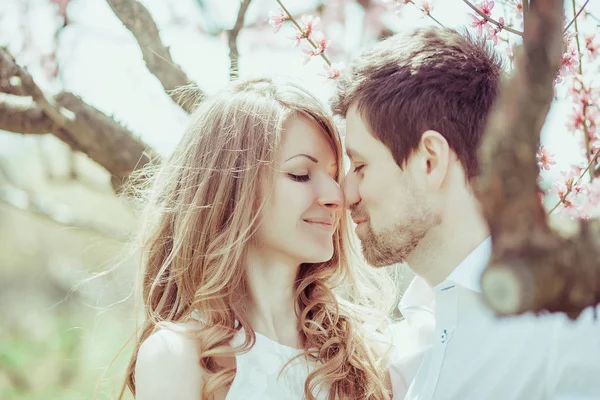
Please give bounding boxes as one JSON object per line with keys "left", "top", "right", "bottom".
{"left": 269, "top": 0, "right": 600, "bottom": 217}
{"left": 268, "top": 7, "right": 344, "bottom": 79}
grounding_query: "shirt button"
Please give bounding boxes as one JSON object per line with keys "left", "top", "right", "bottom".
{"left": 440, "top": 329, "right": 449, "bottom": 343}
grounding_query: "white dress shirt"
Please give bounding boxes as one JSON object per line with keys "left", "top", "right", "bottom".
{"left": 389, "top": 237, "right": 600, "bottom": 400}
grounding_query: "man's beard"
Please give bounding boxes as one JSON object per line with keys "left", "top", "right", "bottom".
{"left": 356, "top": 204, "right": 441, "bottom": 267}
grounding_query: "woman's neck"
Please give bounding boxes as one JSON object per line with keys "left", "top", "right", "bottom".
{"left": 245, "top": 248, "right": 301, "bottom": 348}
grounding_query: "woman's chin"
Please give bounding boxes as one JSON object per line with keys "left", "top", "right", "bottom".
{"left": 301, "top": 247, "right": 334, "bottom": 264}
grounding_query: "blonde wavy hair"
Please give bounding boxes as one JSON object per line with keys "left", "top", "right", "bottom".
{"left": 121, "top": 78, "right": 397, "bottom": 400}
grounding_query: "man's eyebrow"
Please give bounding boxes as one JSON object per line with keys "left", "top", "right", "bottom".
{"left": 285, "top": 154, "right": 319, "bottom": 163}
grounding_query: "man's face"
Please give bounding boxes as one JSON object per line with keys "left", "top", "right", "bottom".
{"left": 343, "top": 104, "right": 440, "bottom": 267}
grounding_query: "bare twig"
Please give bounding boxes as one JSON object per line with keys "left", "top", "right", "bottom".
{"left": 462, "top": 0, "right": 524, "bottom": 36}
{"left": 105, "top": 0, "right": 198, "bottom": 113}
{"left": 408, "top": 0, "right": 446, "bottom": 28}
{"left": 228, "top": 0, "right": 253, "bottom": 80}
{"left": 564, "top": 0, "right": 590, "bottom": 32}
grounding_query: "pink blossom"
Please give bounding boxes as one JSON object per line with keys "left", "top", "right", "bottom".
{"left": 566, "top": 107, "right": 586, "bottom": 132}
{"left": 569, "top": 83, "right": 593, "bottom": 107}
{"left": 558, "top": 48, "right": 579, "bottom": 78}
{"left": 311, "top": 31, "right": 330, "bottom": 55}
{"left": 301, "top": 15, "right": 319, "bottom": 39}
{"left": 572, "top": 182, "right": 588, "bottom": 198}
{"left": 504, "top": 0, "right": 523, "bottom": 28}
{"left": 559, "top": 179, "right": 590, "bottom": 218}
{"left": 551, "top": 166, "right": 580, "bottom": 200}
{"left": 477, "top": 0, "right": 495, "bottom": 16}
{"left": 469, "top": 13, "right": 487, "bottom": 37}
{"left": 584, "top": 34, "right": 598, "bottom": 60}
{"left": 292, "top": 15, "right": 320, "bottom": 46}
{"left": 268, "top": 8, "right": 289, "bottom": 33}
{"left": 292, "top": 31, "right": 304, "bottom": 47}
{"left": 302, "top": 31, "right": 331, "bottom": 64}
{"left": 559, "top": 199, "right": 583, "bottom": 218}
{"left": 551, "top": 180, "right": 568, "bottom": 198}
{"left": 506, "top": 0, "right": 523, "bottom": 14}
{"left": 536, "top": 145, "right": 556, "bottom": 171}
{"left": 484, "top": 17, "right": 504, "bottom": 45}
{"left": 418, "top": 0, "right": 432, "bottom": 15}
{"left": 394, "top": 0, "right": 413, "bottom": 13}
{"left": 322, "top": 62, "right": 346, "bottom": 80}
{"left": 558, "top": 33, "right": 580, "bottom": 80}
{"left": 300, "top": 32, "right": 330, "bottom": 64}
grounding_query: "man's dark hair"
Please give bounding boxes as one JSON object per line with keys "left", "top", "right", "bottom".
{"left": 332, "top": 27, "right": 504, "bottom": 180}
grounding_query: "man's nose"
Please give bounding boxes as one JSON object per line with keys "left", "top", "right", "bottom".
{"left": 343, "top": 172, "right": 360, "bottom": 209}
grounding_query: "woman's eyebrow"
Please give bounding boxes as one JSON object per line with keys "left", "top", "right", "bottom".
{"left": 285, "top": 154, "right": 319, "bottom": 163}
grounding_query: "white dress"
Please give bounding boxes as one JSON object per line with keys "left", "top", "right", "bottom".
{"left": 225, "top": 330, "right": 329, "bottom": 400}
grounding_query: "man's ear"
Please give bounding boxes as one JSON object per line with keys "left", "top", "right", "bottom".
{"left": 415, "top": 130, "right": 450, "bottom": 191}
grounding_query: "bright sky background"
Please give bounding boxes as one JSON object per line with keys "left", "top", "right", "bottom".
{"left": 1, "top": 0, "right": 599, "bottom": 185}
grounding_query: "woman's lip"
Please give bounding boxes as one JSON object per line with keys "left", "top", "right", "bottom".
{"left": 304, "top": 220, "right": 335, "bottom": 231}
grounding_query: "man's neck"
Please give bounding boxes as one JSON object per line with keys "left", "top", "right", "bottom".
{"left": 407, "top": 208, "right": 490, "bottom": 288}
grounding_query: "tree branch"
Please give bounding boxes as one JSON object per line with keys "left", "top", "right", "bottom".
{"left": 105, "top": 0, "right": 199, "bottom": 113}
{"left": 462, "top": 0, "right": 524, "bottom": 36}
{"left": 1, "top": 68, "right": 26, "bottom": 96}
{"left": 0, "top": 47, "right": 74, "bottom": 128}
{"left": 564, "top": 0, "right": 590, "bottom": 32}
{"left": 0, "top": 48, "right": 159, "bottom": 191}
{"left": 0, "top": 94, "right": 56, "bottom": 135}
{"left": 476, "top": 0, "right": 600, "bottom": 319}
{"left": 228, "top": 0, "right": 253, "bottom": 80}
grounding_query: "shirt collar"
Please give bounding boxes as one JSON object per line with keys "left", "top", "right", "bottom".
{"left": 399, "top": 236, "right": 492, "bottom": 316}
{"left": 443, "top": 236, "right": 492, "bottom": 293}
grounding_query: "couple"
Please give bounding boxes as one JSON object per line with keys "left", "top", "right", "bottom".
{"left": 124, "top": 27, "right": 600, "bottom": 400}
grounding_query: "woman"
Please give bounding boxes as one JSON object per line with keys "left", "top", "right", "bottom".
{"left": 121, "top": 78, "right": 396, "bottom": 400}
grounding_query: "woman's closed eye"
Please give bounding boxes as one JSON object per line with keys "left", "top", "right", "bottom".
{"left": 288, "top": 173, "right": 310, "bottom": 182}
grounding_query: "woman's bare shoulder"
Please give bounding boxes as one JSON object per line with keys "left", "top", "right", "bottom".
{"left": 135, "top": 325, "right": 203, "bottom": 400}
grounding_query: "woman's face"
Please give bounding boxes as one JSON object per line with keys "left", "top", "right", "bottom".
{"left": 256, "top": 113, "right": 343, "bottom": 265}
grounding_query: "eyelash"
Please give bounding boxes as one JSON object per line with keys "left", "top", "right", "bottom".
{"left": 353, "top": 165, "right": 365, "bottom": 173}
{"left": 288, "top": 173, "right": 310, "bottom": 182}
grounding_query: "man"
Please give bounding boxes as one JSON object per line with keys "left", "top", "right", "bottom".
{"left": 332, "top": 27, "right": 600, "bottom": 400}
